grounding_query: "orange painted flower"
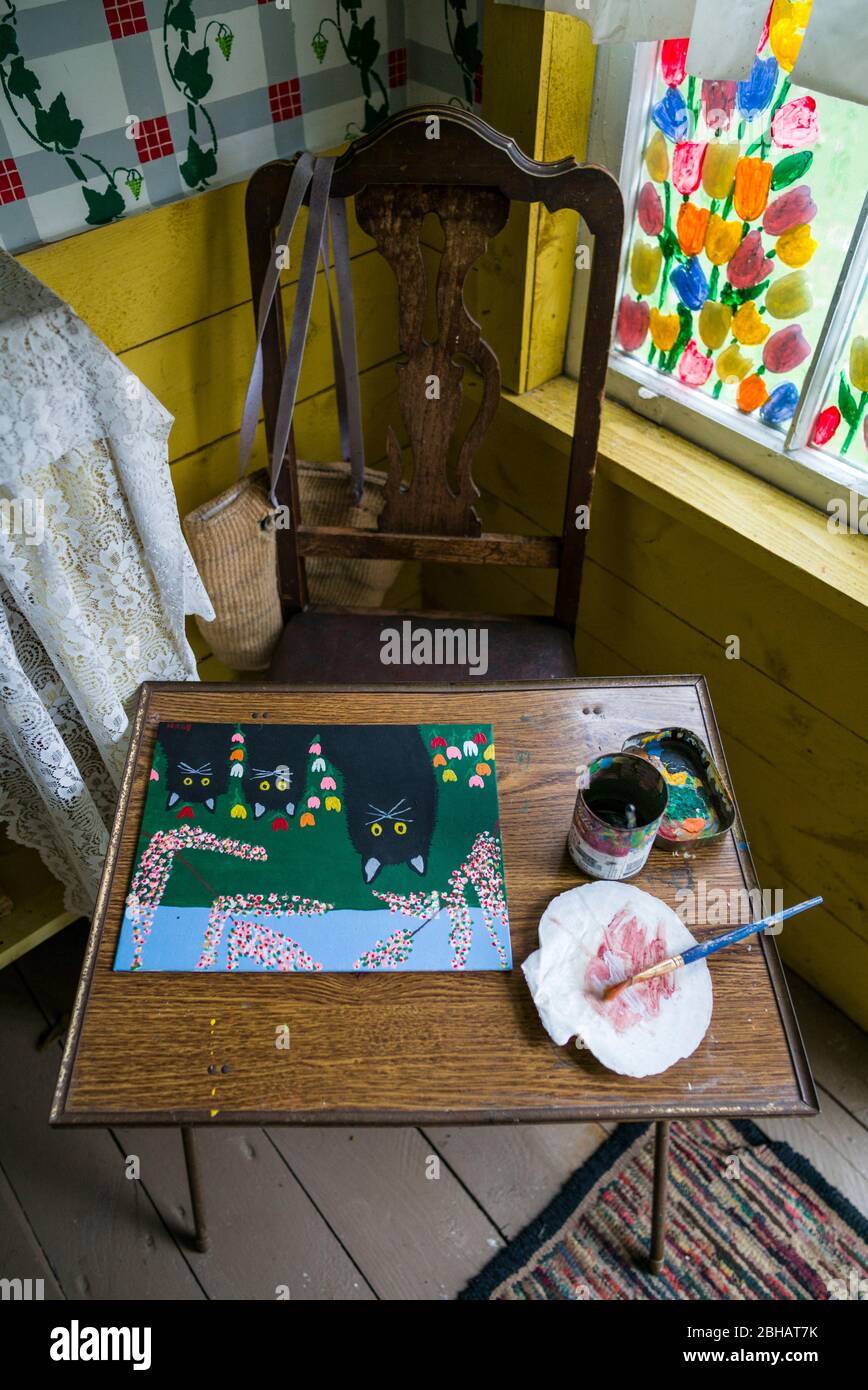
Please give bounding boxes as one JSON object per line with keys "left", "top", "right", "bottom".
{"left": 676, "top": 201, "right": 710, "bottom": 257}
{"left": 650, "top": 308, "right": 681, "bottom": 352}
{"left": 300, "top": 812, "right": 316, "bottom": 827}
{"left": 704, "top": 214, "right": 742, "bottom": 266}
{"left": 229, "top": 748, "right": 244, "bottom": 761}
{"left": 475, "top": 761, "right": 491, "bottom": 777}
{"left": 737, "top": 374, "right": 770, "bottom": 413}
{"left": 733, "top": 157, "right": 773, "bottom": 222}
{"left": 433, "top": 752, "right": 447, "bottom": 767}
{"left": 731, "top": 301, "right": 770, "bottom": 345}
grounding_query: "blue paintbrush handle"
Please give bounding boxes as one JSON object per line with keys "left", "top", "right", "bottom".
{"left": 680, "top": 896, "right": 823, "bottom": 965}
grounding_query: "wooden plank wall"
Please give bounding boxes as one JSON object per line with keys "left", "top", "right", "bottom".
{"left": 17, "top": 179, "right": 866, "bottom": 1032}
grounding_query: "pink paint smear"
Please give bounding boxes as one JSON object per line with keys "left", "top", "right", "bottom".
{"left": 584, "top": 908, "right": 676, "bottom": 1032}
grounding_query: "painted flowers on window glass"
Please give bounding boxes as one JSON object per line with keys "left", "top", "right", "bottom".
{"left": 811, "top": 288, "right": 868, "bottom": 470}
{"left": 615, "top": 2, "right": 868, "bottom": 441}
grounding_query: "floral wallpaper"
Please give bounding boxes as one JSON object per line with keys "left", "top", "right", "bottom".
{"left": 0, "top": 0, "right": 483, "bottom": 253}
{"left": 614, "top": 0, "right": 868, "bottom": 446}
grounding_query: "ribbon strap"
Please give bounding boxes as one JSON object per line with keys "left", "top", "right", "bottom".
{"left": 239, "top": 154, "right": 366, "bottom": 506}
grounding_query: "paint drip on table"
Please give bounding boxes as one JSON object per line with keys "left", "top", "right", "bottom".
{"left": 522, "top": 882, "right": 713, "bottom": 1076}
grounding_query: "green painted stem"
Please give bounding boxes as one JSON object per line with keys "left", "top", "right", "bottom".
{"left": 842, "top": 392, "right": 868, "bottom": 455}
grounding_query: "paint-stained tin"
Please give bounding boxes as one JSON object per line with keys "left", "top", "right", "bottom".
{"left": 567, "top": 752, "right": 669, "bottom": 881}
{"left": 621, "top": 728, "right": 736, "bottom": 848}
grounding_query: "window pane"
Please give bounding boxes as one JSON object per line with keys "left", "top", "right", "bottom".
{"left": 810, "top": 280, "right": 868, "bottom": 470}
{"left": 615, "top": 25, "right": 868, "bottom": 438}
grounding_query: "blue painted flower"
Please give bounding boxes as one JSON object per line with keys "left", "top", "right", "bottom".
{"left": 759, "top": 381, "right": 799, "bottom": 425}
{"left": 671, "top": 257, "right": 708, "bottom": 311}
{"left": 651, "top": 87, "right": 690, "bottom": 142}
{"left": 737, "top": 57, "right": 779, "bottom": 121}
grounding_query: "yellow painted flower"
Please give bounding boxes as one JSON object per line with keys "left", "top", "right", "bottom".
{"left": 698, "top": 301, "right": 732, "bottom": 352}
{"left": 484, "top": 744, "right": 496, "bottom": 761}
{"left": 704, "top": 215, "right": 742, "bottom": 266}
{"left": 769, "top": 0, "right": 812, "bottom": 73}
{"left": 850, "top": 337, "right": 868, "bottom": 393}
{"left": 630, "top": 241, "right": 662, "bottom": 296}
{"left": 650, "top": 308, "right": 680, "bottom": 352}
{"left": 442, "top": 769, "right": 458, "bottom": 783}
{"left": 325, "top": 795, "right": 341, "bottom": 812}
{"left": 731, "top": 301, "right": 770, "bottom": 345}
{"left": 716, "top": 344, "right": 753, "bottom": 384}
{"left": 644, "top": 129, "right": 669, "bottom": 183}
{"left": 733, "top": 157, "right": 773, "bottom": 222}
{"left": 433, "top": 752, "right": 447, "bottom": 767}
{"left": 230, "top": 804, "right": 247, "bottom": 819}
{"left": 702, "top": 142, "right": 739, "bottom": 200}
{"left": 765, "top": 269, "right": 812, "bottom": 319}
{"left": 775, "top": 223, "right": 817, "bottom": 268}
{"left": 475, "top": 761, "right": 491, "bottom": 777}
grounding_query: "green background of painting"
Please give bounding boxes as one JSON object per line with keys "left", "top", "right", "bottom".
{"left": 130, "top": 722, "right": 502, "bottom": 912}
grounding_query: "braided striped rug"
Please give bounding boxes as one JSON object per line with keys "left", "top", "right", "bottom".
{"left": 461, "top": 1119, "right": 868, "bottom": 1300}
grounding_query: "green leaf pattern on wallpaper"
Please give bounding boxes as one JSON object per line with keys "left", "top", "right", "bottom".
{"left": 312, "top": 2, "right": 390, "bottom": 137}
{"left": 164, "top": 0, "right": 234, "bottom": 190}
{"left": 446, "top": 0, "right": 482, "bottom": 108}
{"left": 0, "top": 1, "right": 143, "bottom": 226}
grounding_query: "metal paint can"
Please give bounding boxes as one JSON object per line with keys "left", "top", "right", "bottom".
{"left": 567, "top": 752, "right": 669, "bottom": 881}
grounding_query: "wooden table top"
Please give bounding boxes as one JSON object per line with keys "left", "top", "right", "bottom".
{"left": 52, "top": 678, "right": 816, "bottom": 1127}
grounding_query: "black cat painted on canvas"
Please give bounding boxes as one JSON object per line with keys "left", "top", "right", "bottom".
{"left": 160, "top": 723, "right": 229, "bottom": 812}
{"left": 242, "top": 724, "right": 311, "bottom": 820}
{"left": 323, "top": 725, "right": 437, "bottom": 884}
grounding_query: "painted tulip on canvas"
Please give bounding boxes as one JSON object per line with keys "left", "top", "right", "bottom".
{"left": 113, "top": 722, "right": 511, "bottom": 974}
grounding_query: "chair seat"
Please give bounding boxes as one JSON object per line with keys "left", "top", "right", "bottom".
{"left": 268, "top": 611, "right": 576, "bottom": 683}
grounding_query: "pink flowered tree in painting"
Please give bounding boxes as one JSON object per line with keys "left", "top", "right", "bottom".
{"left": 354, "top": 830, "right": 509, "bottom": 971}
{"left": 617, "top": 3, "right": 820, "bottom": 430}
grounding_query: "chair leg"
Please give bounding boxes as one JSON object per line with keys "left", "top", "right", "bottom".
{"left": 649, "top": 1119, "right": 670, "bottom": 1276}
{"left": 181, "top": 1126, "right": 209, "bottom": 1253}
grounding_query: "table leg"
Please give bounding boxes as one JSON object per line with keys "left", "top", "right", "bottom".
{"left": 649, "top": 1119, "right": 670, "bottom": 1276}
{"left": 181, "top": 1126, "right": 209, "bottom": 1254}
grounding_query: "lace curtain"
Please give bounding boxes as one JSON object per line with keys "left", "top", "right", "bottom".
{"left": 0, "top": 251, "right": 214, "bottom": 917}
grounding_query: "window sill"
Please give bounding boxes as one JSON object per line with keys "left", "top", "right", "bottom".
{"left": 501, "top": 376, "right": 868, "bottom": 633}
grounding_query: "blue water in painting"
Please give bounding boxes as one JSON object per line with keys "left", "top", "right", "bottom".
{"left": 114, "top": 905, "right": 512, "bottom": 973}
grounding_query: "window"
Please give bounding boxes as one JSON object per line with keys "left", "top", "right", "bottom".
{"left": 566, "top": 28, "right": 868, "bottom": 512}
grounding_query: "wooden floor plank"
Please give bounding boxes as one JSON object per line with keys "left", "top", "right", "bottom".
{"left": 0, "top": 1162, "right": 64, "bottom": 1300}
{"left": 423, "top": 1122, "right": 609, "bottom": 1239}
{"left": 0, "top": 965, "right": 204, "bottom": 1300}
{"left": 268, "top": 1127, "right": 505, "bottom": 1300}
{"left": 786, "top": 972, "right": 868, "bottom": 1130}
{"left": 114, "top": 1126, "right": 376, "bottom": 1302}
{"left": 756, "top": 1087, "right": 868, "bottom": 1220}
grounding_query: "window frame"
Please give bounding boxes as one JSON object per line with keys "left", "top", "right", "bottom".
{"left": 566, "top": 40, "right": 868, "bottom": 515}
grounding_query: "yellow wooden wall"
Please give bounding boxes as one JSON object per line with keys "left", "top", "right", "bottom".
{"left": 18, "top": 172, "right": 867, "bottom": 1031}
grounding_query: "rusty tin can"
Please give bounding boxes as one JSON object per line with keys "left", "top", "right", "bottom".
{"left": 567, "top": 752, "right": 669, "bottom": 881}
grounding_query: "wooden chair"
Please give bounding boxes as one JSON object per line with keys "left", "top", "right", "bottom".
{"left": 245, "top": 106, "right": 623, "bottom": 684}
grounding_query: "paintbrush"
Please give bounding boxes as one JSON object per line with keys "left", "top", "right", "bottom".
{"left": 600, "top": 896, "right": 823, "bottom": 1003}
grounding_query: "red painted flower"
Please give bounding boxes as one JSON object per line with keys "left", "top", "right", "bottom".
{"left": 617, "top": 295, "right": 650, "bottom": 352}
{"left": 772, "top": 96, "right": 819, "bottom": 150}
{"left": 430, "top": 736, "right": 447, "bottom": 748}
{"left": 661, "top": 37, "right": 689, "bottom": 87}
{"left": 271, "top": 816, "right": 289, "bottom": 831}
{"left": 176, "top": 806, "right": 194, "bottom": 819}
{"left": 763, "top": 184, "right": 817, "bottom": 236}
{"left": 672, "top": 141, "right": 707, "bottom": 196}
{"left": 637, "top": 181, "right": 664, "bottom": 236}
{"left": 701, "top": 80, "right": 737, "bottom": 132}
{"left": 758, "top": 2, "right": 772, "bottom": 52}
{"left": 763, "top": 324, "right": 811, "bottom": 373}
{"left": 812, "top": 406, "right": 841, "bottom": 446}
{"left": 677, "top": 340, "right": 714, "bottom": 388}
{"left": 728, "top": 229, "right": 773, "bottom": 289}
{"left": 473, "top": 731, "right": 487, "bottom": 745}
